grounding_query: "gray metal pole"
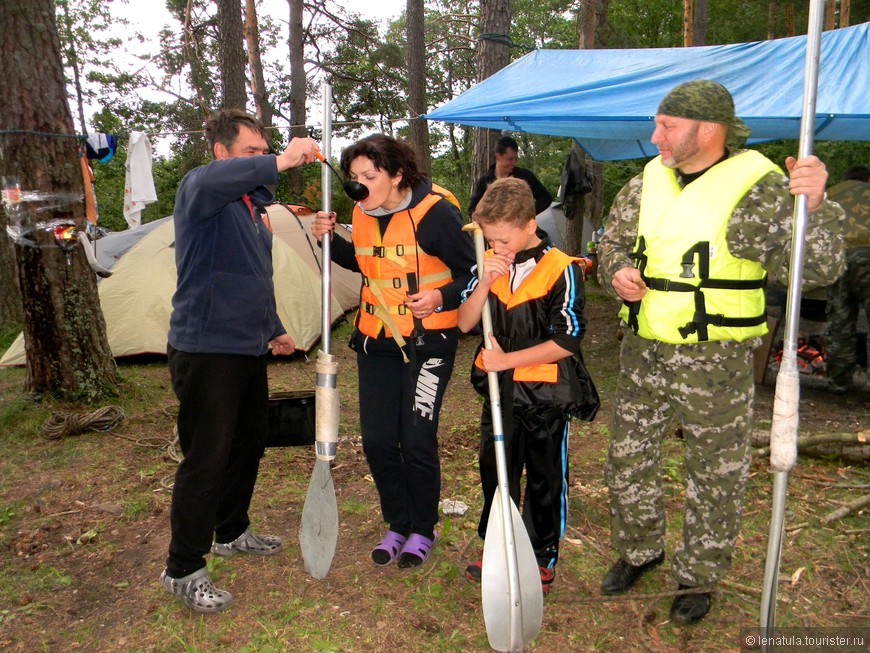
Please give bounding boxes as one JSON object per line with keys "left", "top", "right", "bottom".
{"left": 758, "top": 1, "right": 825, "bottom": 643}
{"left": 320, "top": 84, "right": 333, "bottom": 356}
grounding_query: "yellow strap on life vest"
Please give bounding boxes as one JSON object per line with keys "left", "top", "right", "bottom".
{"left": 359, "top": 300, "right": 410, "bottom": 363}
{"left": 361, "top": 268, "right": 452, "bottom": 291}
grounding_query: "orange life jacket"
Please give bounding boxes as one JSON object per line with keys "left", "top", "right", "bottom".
{"left": 473, "top": 247, "right": 582, "bottom": 384}
{"left": 352, "top": 187, "right": 459, "bottom": 354}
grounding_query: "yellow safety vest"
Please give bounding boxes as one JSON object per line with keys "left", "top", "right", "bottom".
{"left": 618, "top": 151, "right": 780, "bottom": 343}
{"left": 353, "top": 186, "right": 460, "bottom": 353}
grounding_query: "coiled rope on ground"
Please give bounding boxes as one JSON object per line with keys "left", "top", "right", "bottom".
{"left": 41, "top": 405, "right": 127, "bottom": 440}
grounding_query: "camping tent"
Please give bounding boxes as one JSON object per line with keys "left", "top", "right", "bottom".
{"left": 425, "top": 22, "right": 870, "bottom": 161}
{"left": 0, "top": 204, "right": 361, "bottom": 365}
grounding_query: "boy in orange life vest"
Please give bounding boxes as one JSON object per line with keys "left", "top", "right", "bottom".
{"left": 457, "top": 177, "right": 599, "bottom": 593}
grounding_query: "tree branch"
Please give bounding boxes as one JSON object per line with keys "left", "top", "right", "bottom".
{"left": 820, "top": 494, "right": 870, "bottom": 524}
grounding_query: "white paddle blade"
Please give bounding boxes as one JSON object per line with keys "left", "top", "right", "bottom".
{"left": 481, "top": 488, "right": 543, "bottom": 652}
{"left": 299, "top": 459, "right": 338, "bottom": 579}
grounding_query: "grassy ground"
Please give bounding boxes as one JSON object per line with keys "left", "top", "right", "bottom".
{"left": 0, "top": 286, "right": 867, "bottom": 652}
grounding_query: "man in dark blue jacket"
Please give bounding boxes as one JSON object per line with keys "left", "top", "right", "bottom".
{"left": 160, "top": 109, "right": 316, "bottom": 613}
{"left": 468, "top": 135, "right": 553, "bottom": 217}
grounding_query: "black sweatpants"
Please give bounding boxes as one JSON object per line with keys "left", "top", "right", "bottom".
{"left": 356, "top": 331, "right": 457, "bottom": 537}
{"left": 166, "top": 346, "right": 269, "bottom": 577}
{"left": 477, "top": 402, "right": 570, "bottom": 569}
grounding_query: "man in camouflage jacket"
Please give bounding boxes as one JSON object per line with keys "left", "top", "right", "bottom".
{"left": 825, "top": 165, "right": 870, "bottom": 393}
{"left": 596, "top": 80, "right": 845, "bottom": 625}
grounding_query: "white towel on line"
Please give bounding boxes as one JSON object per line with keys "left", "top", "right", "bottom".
{"left": 123, "top": 131, "right": 158, "bottom": 229}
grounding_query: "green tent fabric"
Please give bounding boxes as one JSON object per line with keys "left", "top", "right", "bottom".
{"left": 1, "top": 204, "right": 360, "bottom": 365}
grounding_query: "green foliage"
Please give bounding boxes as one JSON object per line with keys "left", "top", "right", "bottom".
{"left": 512, "top": 0, "right": 581, "bottom": 49}
{"left": 756, "top": 140, "right": 870, "bottom": 187}
{"left": 601, "top": 0, "right": 684, "bottom": 48}
{"left": 0, "top": 504, "right": 16, "bottom": 526}
{"left": 324, "top": 19, "right": 409, "bottom": 140}
{"left": 0, "top": 323, "right": 20, "bottom": 351}
{"left": 59, "top": 0, "right": 870, "bottom": 241}
{"left": 0, "top": 389, "right": 44, "bottom": 442}
{"left": 56, "top": 0, "right": 128, "bottom": 132}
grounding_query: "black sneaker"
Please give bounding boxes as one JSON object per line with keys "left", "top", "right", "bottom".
{"left": 670, "top": 584, "right": 712, "bottom": 624}
{"left": 601, "top": 552, "right": 665, "bottom": 595}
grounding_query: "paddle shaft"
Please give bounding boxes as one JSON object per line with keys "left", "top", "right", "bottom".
{"left": 313, "top": 84, "right": 338, "bottom": 463}
{"left": 300, "top": 83, "right": 339, "bottom": 580}
{"left": 759, "top": 0, "right": 824, "bottom": 639}
{"left": 320, "top": 86, "right": 333, "bottom": 359}
{"left": 466, "top": 223, "right": 526, "bottom": 651}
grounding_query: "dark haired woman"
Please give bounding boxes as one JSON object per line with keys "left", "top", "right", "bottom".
{"left": 312, "top": 134, "right": 475, "bottom": 568}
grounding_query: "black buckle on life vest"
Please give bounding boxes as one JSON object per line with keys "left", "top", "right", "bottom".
{"left": 363, "top": 303, "right": 376, "bottom": 315}
{"left": 392, "top": 277, "right": 402, "bottom": 289}
{"left": 372, "top": 246, "right": 386, "bottom": 257}
{"left": 362, "top": 275, "right": 371, "bottom": 287}
{"left": 397, "top": 304, "right": 408, "bottom": 315}
{"left": 623, "top": 236, "right": 647, "bottom": 334}
{"left": 680, "top": 242, "right": 710, "bottom": 279}
{"left": 395, "top": 244, "right": 404, "bottom": 256}
{"left": 678, "top": 321, "right": 699, "bottom": 339}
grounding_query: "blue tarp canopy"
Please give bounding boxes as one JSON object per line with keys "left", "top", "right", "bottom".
{"left": 425, "top": 22, "right": 870, "bottom": 161}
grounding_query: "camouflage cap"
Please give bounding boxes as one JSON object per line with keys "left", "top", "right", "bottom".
{"left": 657, "top": 80, "right": 751, "bottom": 149}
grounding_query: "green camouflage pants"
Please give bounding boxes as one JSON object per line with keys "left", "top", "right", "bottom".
{"left": 825, "top": 247, "right": 870, "bottom": 387}
{"left": 605, "top": 329, "right": 756, "bottom": 587}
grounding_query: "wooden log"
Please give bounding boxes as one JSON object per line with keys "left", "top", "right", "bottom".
{"left": 752, "top": 430, "right": 870, "bottom": 463}
{"left": 820, "top": 494, "right": 870, "bottom": 524}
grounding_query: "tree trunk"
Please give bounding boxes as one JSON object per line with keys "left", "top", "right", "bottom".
{"left": 244, "top": 0, "right": 271, "bottom": 127}
{"left": 786, "top": 1, "right": 795, "bottom": 36}
{"left": 471, "top": 0, "right": 511, "bottom": 202}
{"left": 683, "top": 0, "right": 693, "bottom": 46}
{"left": 825, "top": 0, "right": 837, "bottom": 30}
{"left": 287, "top": 0, "right": 306, "bottom": 200}
{"left": 768, "top": 1, "right": 777, "bottom": 39}
{"left": 217, "top": 0, "right": 248, "bottom": 110}
{"left": 682, "top": 1, "right": 708, "bottom": 48}
{"left": 0, "top": 0, "right": 116, "bottom": 401}
{"left": 565, "top": 0, "right": 607, "bottom": 258}
{"left": 0, "top": 227, "right": 22, "bottom": 328}
{"left": 841, "top": 0, "right": 851, "bottom": 27}
{"left": 693, "top": 0, "right": 708, "bottom": 46}
{"left": 406, "top": 0, "right": 431, "bottom": 175}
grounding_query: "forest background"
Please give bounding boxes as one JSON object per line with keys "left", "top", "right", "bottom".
{"left": 47, "top": 0, "right": 870, "bottom": 236}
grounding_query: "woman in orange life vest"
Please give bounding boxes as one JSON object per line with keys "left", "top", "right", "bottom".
{"left": 311, "top": 134, "right": 475, "bottom": 568}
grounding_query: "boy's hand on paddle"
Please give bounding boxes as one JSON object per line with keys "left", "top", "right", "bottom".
{"left": 480, "top": 333, "right": 510, "bottom": 372}
{"left": 479, "top": 253, "right": 512, "bottom": 289}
